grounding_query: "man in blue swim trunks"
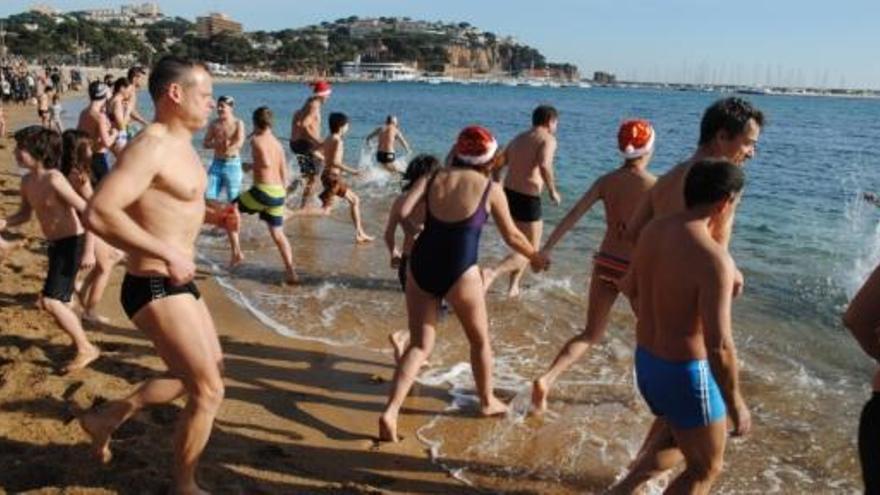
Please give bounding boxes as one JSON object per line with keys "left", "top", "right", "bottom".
{"left": 610, "top": 160, "right": 751, "bottom": 494}
{"left": 203, "top": 95, "right": 245, "bottom": 202}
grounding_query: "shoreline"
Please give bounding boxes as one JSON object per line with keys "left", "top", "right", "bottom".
{"left": 0, "top": 102, "right": 476, "bottom": 493}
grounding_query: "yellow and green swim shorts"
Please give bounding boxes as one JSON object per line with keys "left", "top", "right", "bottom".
{"left": 236, "top": 183, "right": 286, "bottom": 227}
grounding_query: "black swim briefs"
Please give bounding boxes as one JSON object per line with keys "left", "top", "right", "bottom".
{"left": 120, "top": 273, "right": 201, "bottom": 320}
{"left": 504, "top": 188, "right": 542, "bottom": 222}
{"left": 290, "top": 139, "right": 320, "bottom": 177}
{"left": 376, "top": 151, "right": 396, "bottom": 164}
{"left": 42, "top": 234, "right": 85, "bottom": 302}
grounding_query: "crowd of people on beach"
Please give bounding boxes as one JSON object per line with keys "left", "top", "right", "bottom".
{"left": 0, "top": 55, "right": 877, "bottom": 494}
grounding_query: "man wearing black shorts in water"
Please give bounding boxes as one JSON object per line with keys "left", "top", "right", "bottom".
{"left": 483, "top": 105, "right": 562, "bottom": 297}
{"left": 289, "top": 80, "right": 331, "bottom": 208}
{"left": 844, "top": 264, "right": 880, "bottom": 494}
{"left": 365, "top": 115, "right": 412, "bottom": 174}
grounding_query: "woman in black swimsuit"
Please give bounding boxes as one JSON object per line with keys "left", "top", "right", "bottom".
{"left": 378, "top": 126, "right": 546, "bottom": 442}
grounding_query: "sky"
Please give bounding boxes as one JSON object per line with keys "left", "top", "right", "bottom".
{"left": 2, "top": 0, "right": 879, "bottom": 89}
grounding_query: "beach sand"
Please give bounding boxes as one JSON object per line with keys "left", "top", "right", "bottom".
{"left": 0, "top": 104, "right": 480, "bottom": 493}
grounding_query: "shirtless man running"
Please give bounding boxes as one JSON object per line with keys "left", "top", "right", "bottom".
{"left": 77, "top": 81, "right": 118, "bottom": 183}
{"left": 482, "top": 105, "right": 562, "bottom": 297}
{"left": 126, "top": 65, "right": 149, "bottom": 128}
{"left": 628, "top": 97, "right": 764, "bottom": 255}
{"left": 233, "top": 106, "right": 298, "bottom": 282}
{"left": 609, "top": 160, "right": 751, "bottom": 494}
{"left": 78, "top": 56, "right": 223, "bottom": 495}
{"left": 365, "top": 115, "right": 412, "bottom": 173}
{"left": 289, "top": 80, "right": 330, "bottom": 208}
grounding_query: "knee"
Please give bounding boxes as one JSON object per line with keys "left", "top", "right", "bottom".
{"left": 688, "top": 457, "right": 723, "bottom": 482}
{"left": 191, "top": 375, "right": 225, "bottom": 411}
{"left": 350, "top": 193, "right": 360, "bottom": 206}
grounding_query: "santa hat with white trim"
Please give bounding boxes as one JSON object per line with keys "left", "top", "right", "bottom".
{"left": 455, "top": 125, "right": 498, "bottom": 166}
{"left": 312, "top": 80, "right": 332, "bottom": 97}
{"left": 618, "top": 119, "right": 655, "bottom": 160}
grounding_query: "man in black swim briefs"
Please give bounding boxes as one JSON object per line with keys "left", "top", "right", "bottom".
{"left": 365, "top": 115, "right": 412, "bottom": 174}
{"left": 79, "top": 56, "right": 223, "bottom": 494}
{"left": 483, "top": 105, "right": 562, "bottom": 297}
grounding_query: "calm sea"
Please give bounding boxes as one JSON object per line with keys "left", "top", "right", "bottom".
{"left": 69, "top": 82, "right": 880, "bottom": 493}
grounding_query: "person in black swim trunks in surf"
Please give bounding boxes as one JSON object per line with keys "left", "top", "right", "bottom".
{"left": 365, "top": 115, "right": 412, "bottom": 174}
{"left": 289, "top": 80, "right": 331, "bottom": 208}
{"left": 530, "top": 119, "right": 657, "bottom": 414}
{"left": 78, "top": 56, "right": 223, "bottom": 495}
{"left": 482, "top": 105, "right": 562, "bottom": 297}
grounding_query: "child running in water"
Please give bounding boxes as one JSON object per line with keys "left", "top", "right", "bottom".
{"left": 61, "top": 129, "right": 121, "bottom": 323}
{"left": 383, "top": 154, "right": 442, "bottom": 361}
{"left": 531, "top": 119, "right": 657, "bottom": 413}
{"left": 0, "top": 126, "right": 100, "bottom": 372}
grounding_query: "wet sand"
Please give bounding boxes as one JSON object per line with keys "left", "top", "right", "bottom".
{"left": 0, "top": 103, "right": 480, "bottom": 494}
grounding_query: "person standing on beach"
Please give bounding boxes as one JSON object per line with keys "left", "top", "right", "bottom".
{"left": 77, "top": 56, "right": 223, "bottom": 495}
{"left": 126, "top": 66, "right": 149, "bottom": 128}
{"left": 609, "top": 160, "right": 751, "bottom": 494}
{"left": 232, "top": 106, "right": 298, "bottom": 281}
{"left": 843, "top": 264, "right": 880, "bottom": 494}
{"left": 203, "top": 95, "right": 245, "bottom": 203}
{"left": 108, "top": 78, "right": 134, "bottom": 155}
{"left": 37, "top": 84, "right": 52, "bottom": 127}
{"left": 77, "top": 81, "right": 118, "bottom": 183}
{"left": 365, "top": 115, "right": 412, "bottom": 174}
{"left": 531, "top": 119, "right": 657, "bottom": 413}
{"left": 379, "top": 126, "right": 546, "bottom": 442}
{"left": 482, "top": 105, "right": 562, "bottom": 297}
{"left": 290, "top": 80, "right": 331, "bottom": 208}
{"left": 0, "top": 126, "right": 100, "bottom": 372}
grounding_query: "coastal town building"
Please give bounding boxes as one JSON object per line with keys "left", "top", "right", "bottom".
{"left": 77, "top": 3, "right": 163, "bottom": 25}
{"left": 196, "top": 12, "right": 243, "bottom": 38}
{"left": 340, "top": 58, "right": 418, "bottom": 80}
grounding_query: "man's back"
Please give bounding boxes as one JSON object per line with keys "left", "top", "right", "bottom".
{"left": 378, "top": 125, "right": 397, "bottom": 151}
{"left": 251, "top": 131, "right": 285, "bottom": 185}
{"left": 632, "top": 214, "right": 733, "bottom": 361}
{"left": 649, "top": 160, "right": 694, "bottom": 218}
{"left": 22, "top": 171, "right": 81, "bottom": 240}
{"left": 78, "top": 107, "right": 105, "bottom": 152}
{"left": 503, "top": 128, "right": 553, "bottom": 195}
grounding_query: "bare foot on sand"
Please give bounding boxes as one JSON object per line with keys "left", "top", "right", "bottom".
{"left": 480, "top": 397, "right": 509, "bottom": 417}
{"left": 388, "top": 331, "right": 408, "bottom": 363}
{"left": 64, "top": 345, "right": 100, "bottom": 374}
{"left": 284, "top": 270, "right": 300, "bottom": 285}
{"left": 378, "top": 413, "right": 399, "bottom": 443}
{"left": 228, "top": 251, "right": 244, "bottom": 270}
{"left": 356, "top": 233, "right": 375, "bottom": 244}
{"left": 531, "top": 377, "right": 550, "bottom": 414}
{"left": 480, "top": 267, "right": 496, "bottom": 294}
{"left": 78, "top": 407, "right": 115, "bottom": 464}
{"left": 83, "top": 311, "right": 110, "bottom": 325}
{"left": 506, "top": 279, "right": 521, "bottom": 298}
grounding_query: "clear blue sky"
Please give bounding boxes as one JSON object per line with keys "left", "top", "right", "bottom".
{"left": 3, "top": 0, "right": 878, "bottom": 88}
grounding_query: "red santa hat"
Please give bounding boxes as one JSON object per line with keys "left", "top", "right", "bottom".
{"left": 618, "top": 119, "right": 655, "bottom": 159}
{"left": 312, "top": 80, "right": 332, "bottom": 97}
{"left": 455, "top": 126, "right": 498, "bottom": 166}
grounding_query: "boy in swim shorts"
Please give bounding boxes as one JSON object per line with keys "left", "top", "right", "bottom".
{"left": 0, "top": 126, "right": 100, "bottom": 372}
